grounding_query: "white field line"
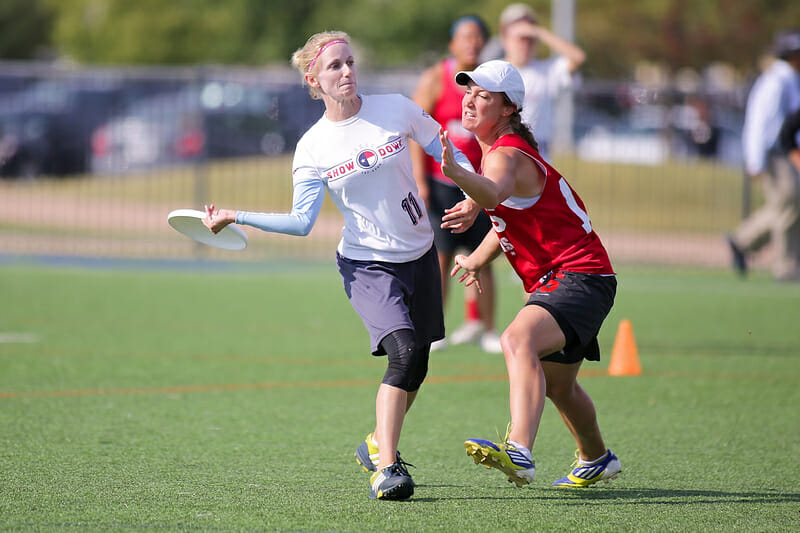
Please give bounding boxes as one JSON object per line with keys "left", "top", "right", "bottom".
{"left": 0, "top": 332, "right": 41, "bottom": 343}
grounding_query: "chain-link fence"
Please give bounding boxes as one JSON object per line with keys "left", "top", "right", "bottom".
{"left": 0, "top": 61, "right": 758, "bottom": 270}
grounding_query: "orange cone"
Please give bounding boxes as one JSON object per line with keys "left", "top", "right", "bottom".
{"left": 608, "top": 319, "right": 641, "bottom": 376}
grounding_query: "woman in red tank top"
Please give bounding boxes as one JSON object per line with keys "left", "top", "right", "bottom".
{"left": 409, "top": 15, "right": 503, "bottom": 354}
{"left": 439, "top": 60, "right": 622, "bottom": 489}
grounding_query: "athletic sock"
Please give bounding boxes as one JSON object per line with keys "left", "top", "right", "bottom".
{"left": 465, "top": 299, "right": 480, "bottom": 321}
{"left": 508, "top": 440, "right": 533, "bottom": 462}
{"left": 579, "top": 450, "right": 609, "bottom": 466}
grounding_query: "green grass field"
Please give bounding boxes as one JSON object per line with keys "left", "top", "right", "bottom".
{"left": 1, "top": 260, "right": 798, "bottom": 532}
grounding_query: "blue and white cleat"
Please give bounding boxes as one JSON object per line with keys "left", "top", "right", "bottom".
{"left": 465, "top": 438, "right": 536, "bottom": 487}
{"left": 369, "top": 461, "right": 415, "bottom": 500}
{"left": 552, "top": 449, "right": 621, "bottom": 487}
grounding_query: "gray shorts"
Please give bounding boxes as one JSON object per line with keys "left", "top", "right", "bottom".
{"left": 527, "top": 271, "right": 617, "bottom": 364}
{"left": 336, "top": 246, "right": 445, "bottom": 355}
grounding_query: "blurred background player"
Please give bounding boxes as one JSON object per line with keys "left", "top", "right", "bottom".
{"left": 411, "top": 15, "right": 502, "bottom": 353}
{"left": 728, "top": 29, "right": 800, "bottom": 281}
{"left": 487, "top": 3, "right": 586, "bottom": 161}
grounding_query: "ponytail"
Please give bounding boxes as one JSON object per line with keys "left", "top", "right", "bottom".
{"left": 502, "top": 94, "right": 538, "bottom": 152}
{"left": 509, "top": 111, "right": 539, "bottom": 153}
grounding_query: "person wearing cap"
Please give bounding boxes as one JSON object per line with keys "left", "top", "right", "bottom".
{"left": 410, "top": 15, "right": 503, "bottom": 354}
{"left": 729, "top": 29, "right": 800, "bottom": 281}
{"left": 490, "top": 3, "right": 586, "bottom": 161}
{"left": 438, "top": 60, "right": 621, "bottom": 488}
{"left": 203, "top": 31, "right": 475, "bottom": 501}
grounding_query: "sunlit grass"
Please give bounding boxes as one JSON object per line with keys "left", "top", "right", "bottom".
{"left": 0, "top": 263, "right": 797, "bottom": 531}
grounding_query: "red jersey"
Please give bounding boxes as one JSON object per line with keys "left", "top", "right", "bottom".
{"left": 428, "top": 58, "right": 483, "bottom": 185}
{"left": 486, "top": 134, "right": 614, "bottom": 292}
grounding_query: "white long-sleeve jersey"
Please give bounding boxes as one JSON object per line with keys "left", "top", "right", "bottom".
{"left": 236, "top": 93, "right": 473, "bottom": 262}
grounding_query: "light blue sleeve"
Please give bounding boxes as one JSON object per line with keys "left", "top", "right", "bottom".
{"left": 234, "top": 178, "right": 325, "bottom": 236}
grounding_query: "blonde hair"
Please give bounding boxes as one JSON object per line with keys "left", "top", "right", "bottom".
{"left": 291, "top": 31, "right": 351, "bottom": 100}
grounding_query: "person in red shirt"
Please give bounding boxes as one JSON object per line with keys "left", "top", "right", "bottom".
{"left": 410, "top": 15, "right": 502, "bottom": 353}
{"left": 439, "top": 60, "right": 621, "bottom": 488}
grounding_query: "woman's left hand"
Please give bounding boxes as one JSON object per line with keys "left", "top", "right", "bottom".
{"left": 441, "top": 198, "right": 481, "bottom": 234}
{"left": 450, "top": 253, "right": 483, "bottom": 293}
{"left": 439, "top": 128, "right": 459, "bottom": 180}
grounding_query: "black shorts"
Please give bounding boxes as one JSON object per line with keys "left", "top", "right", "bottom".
{"left": 427, "top": 178, "right": 491, "bottom": 254}
{"left": 526, "top": 271, "right": 617, "bottom": 364}
{"left": 336, "top": 246, "right": 445, "bottom": 355}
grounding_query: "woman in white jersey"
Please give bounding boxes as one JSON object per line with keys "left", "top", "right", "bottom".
{"left": 203, "top": 31, "right": 473, "bottom": 501}
{"left": 439, "top": 60, "right": 620, "bottom": 490}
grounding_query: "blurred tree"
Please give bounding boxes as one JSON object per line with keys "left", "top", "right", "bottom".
{"left": 575, "top": 0, "right": 800, "bottom": 78}
{"left": 46, "top": 0, "right": 258, "bottom": 64}
{"left": 301, "top": 0, "right": 486, "bottom": 68}
{"left": 24, "top": 0, "right": 800, "bottom": 79}
{"left": 43, "top": 0, "right": 496, "bottom": 68}
{"left": 247, "top": 1, "right": 320, "bottom": 65}
{"left": 0, "top": 0, "right": 53, "bottom": 59}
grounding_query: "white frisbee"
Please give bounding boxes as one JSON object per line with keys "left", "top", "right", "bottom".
{"left": 167, "top": 209, "right": 248, "bottom": 251}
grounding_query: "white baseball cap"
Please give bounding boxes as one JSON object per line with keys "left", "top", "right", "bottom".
{"left": 455, "top": 60, "right": 525, "bottom": 111}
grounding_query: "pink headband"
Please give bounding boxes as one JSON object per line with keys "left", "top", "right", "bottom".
{"left": 307, "top": 40, "right": 348, "bottom": 73}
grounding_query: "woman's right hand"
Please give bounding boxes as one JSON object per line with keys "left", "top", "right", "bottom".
{"left": 203, "top": 204, "right": 236, "bottom": 234}
{"left": 450, "top": 253, "right": 483, "bottom": 293}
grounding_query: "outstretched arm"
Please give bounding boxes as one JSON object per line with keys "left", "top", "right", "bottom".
{"left": 203, "top": 178, "right": 325, "bottom": 237}
{"left": 440, "top": 128, "right": 515, "bottom": 208}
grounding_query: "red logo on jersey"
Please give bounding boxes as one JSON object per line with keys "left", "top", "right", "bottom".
{"left": 357, "top": 150, "right": 378, "bottom": 169}
{"left": 326, "top": 160, "right": 357, "bottom": 181}
{"left": 325, "top": 138, "right": 405, "bottom": 180}
{"left": 377, "top": 137, "right": 404, "bottom": 158}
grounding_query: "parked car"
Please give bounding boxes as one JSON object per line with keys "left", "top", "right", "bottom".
{"left": 573, "top": 82, "right": 744, "bottom": 166}
{"left": 90, "top": 80, "right": 312, "bottom": 174}
{"left": 275, "top": 86, "right": 324, "bottom": 152}
{"left": 0, "top": 78, "right": 176, "bottom": 178}
{"left": 0, "top": 72, "right": 35, "bottom": 97}
{"left": 576, "top": 124, "right": 671, "bottom": 165}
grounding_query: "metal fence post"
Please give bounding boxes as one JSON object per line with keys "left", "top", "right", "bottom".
{"left": 192, "top": 67, "right": 208, "bottom": 258}
{"left": 552, "top": 0, "right": 576, "bottom": 155}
